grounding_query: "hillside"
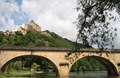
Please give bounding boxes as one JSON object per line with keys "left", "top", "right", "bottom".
{"left": 0, "top": 30, "right": 90, "bottom": 48}
{"left": 0, "top": 20, "right": 91, "bottom": 48}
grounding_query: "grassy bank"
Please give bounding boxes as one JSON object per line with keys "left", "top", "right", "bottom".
{"left": 4, "top": 70, "right": 34, "bottom": 77}
{"left": 0, "top": 71, "right": 6, "bottom": 78}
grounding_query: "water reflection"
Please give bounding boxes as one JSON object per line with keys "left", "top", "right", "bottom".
{"left": 6, "top": 71, "right": 120, "bottom": 78}
{"left": 69, "top": 71, "right": 107, "bottom": 78}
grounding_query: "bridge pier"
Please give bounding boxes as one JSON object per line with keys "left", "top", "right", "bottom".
{"left": 58, "top": 66, "right": 69, "bottom": 77}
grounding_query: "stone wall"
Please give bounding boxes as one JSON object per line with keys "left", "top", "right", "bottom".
{"left": 17, "top": 20, "right": 41, "bottom": 34}
{"left": 0, "top": 47, "right": 120, "bottom": 76}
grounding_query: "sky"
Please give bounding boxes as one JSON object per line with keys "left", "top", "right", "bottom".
{"left": 0, "top": 0, "right": 120, "bottom": 48}
{"left": 0, "top": 0, "right": 78, "bottom": 41}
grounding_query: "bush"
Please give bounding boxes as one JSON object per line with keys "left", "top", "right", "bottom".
{"left": 13, "top": 61, "right": 23, "bottom": 71}
{"left": 31, "top": 63, "right": 40, "bottom": 71}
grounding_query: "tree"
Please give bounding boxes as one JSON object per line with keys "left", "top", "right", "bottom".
{"left": 13, "top": 61, "right": 23, "bottom": 71}
{"left": 0, "top": 31, "right": 4, "bottom": 45}
{"left": 76, "top": 0, "right": 120, "bottom": 49}
{"left": 5, "top": 63, "right": 12, "bottom": 74}
{"left": 31, "top": 63, "right": 40, "bottom": 71}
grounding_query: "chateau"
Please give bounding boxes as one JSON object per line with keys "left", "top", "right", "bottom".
{"left": 3, "top": 20, "right": 51, "bottom": 36}
{"left": 18, "top": 20, "right": 41, "bottom": 35}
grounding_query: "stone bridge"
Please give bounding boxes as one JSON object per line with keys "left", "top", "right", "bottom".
{"left": 0, "top": 46, "right": 120, "bottom": 77}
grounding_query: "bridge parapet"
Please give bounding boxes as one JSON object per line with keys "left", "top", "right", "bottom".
{"left": 0, "top": 46, "right": 71, "bottom": 51}
{"left": 0, "top": 46, "right": 120, "bottom": 53}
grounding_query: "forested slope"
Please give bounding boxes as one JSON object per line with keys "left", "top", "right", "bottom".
{"left": 0, "top": 30, "right": 89, "bottom": 48}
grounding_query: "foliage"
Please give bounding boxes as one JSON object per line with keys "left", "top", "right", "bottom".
{"left": 0, "top": 31, "right": 4, "bottom": 45}
{"left": 12, "top": 61, "right": 23, "bottom": 71}
{"left": 31, "top": 63, "right": 40, "bottom": 71}
{"left": 5, "top": 62, "right": 13, "bottom": 74}
{"left": 4, "top": 56, "right": 55, "bottom": 73}
{"left": 0, "top": 71, "right": 5, "bottom": 78}
{"left": 5, "top": 61, "right": 23, "bottom": 74}
{"left": 22, "top": 56, "right": 55, "bottom": 72}
{"left": 71, "top": 57, "right": 105, "bottom": 73}
{"left": 76, "top": 0, "right": 120, "bottom": 49}
{"left": 0, "top": 30, "right": 88, "bottom": 48}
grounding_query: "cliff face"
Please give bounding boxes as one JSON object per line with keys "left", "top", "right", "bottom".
{"left": 18, "top": 20, "right": 41, "bottom": 35}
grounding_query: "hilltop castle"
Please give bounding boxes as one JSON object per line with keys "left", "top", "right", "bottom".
{"left": 4, "top": 20, "right": 51, "bottom": 36}
{"left": 18, "top": 20, "right": 41, "bottom": 35}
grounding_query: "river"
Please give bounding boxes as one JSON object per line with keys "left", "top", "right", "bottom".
{"left": 6, "top": 71, "right": 120, "bottom": 78}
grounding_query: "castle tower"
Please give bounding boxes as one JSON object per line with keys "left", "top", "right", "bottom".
{"left": 17, "top": 20, "right": 41, "bottom": 35}
{"left": 17, "top": 27, "right": 26, "bottom": 35}
{"left": 27, "top": 20, "right": 41, "bottom": 32}
{"left": 24, "top": 23, "right": 29, "bottom": 30}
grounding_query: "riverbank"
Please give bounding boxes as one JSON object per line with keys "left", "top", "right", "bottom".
{"left": 4, "top": 70, "right": 34, "bottom": 77}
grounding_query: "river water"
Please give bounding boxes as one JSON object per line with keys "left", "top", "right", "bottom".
{"left": 7, "top": 71, "right": 120, "bottom": 78}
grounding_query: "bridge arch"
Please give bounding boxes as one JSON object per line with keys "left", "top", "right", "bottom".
{"left": 69, "top": 55, "right": 119, "bottom": 75}
{"left": 1, "top": 55, "right": 60, "bottom": 76}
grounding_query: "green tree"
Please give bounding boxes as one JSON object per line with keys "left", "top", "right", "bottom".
{"left": 2, "top": 37, "right": 8, "bottom": 46}
{"left": 13, "top": 61, "right": 23, "bottom": 71}
{"left": 31, "top": 63, "right": 40, "bottom": 71}
{"left": 71, "top": 57, "right": 105, "bottom": 73}
{"left": 15, "top": 31, "right": 23, "bottom": 36}
{"left": 0, "top": 71, "right": 5, "bottom": 77}
{"left": 0, "top": 31, "right": 4, "bottom": 45}
{"left": 76, "top": 0, "right": 120, "bottom": 49}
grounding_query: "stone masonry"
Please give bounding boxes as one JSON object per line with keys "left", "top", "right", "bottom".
{"left": 18, "top": 20, "right": 41, "bottom": 35}
{"left": 0, "top": 47, "right": 120, "bottom": 77}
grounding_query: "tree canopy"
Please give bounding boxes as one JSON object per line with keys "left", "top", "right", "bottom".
{"left": 76, "top": 0, "right": 120, "bottom": 49}
{"left": 0, "top": 30, "right": 88, "bottom": 48}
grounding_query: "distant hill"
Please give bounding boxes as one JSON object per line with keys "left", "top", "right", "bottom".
{"left": 0, "top": 20, "right": 91, "bottom": 48}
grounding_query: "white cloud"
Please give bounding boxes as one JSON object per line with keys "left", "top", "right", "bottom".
{"left": 0, "top": 0, "right": 78, "bottom": 40}
{"left": 0, "top": 17, "right": 16, "bottom": 31}
{"left": 21, "top": 0, "right": 78, "bottom": 41}
{"left": 110, "top": 21, "right": 120, "bottom": 49}
{"left": 0, "top": 0, "right": 20, "bottom": 31}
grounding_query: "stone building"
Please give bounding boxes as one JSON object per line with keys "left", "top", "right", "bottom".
{"left": 24, "top": 20, "right": 41, "bottom": 32}
{"left": 4, "top": 30, "right": 15, "bottom": 36}
{"left": 17, "top": 20, "right": 41, "bottom": 35}
{"left": 17, "top": 27, "right": 26, "bottom": 35}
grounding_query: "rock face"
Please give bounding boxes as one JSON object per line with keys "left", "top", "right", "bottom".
{"left": 18, "top": 20, "right": 41, "bottom": 35}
